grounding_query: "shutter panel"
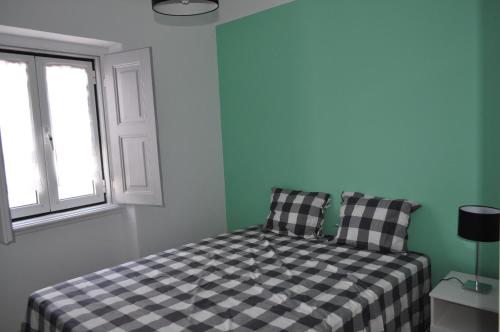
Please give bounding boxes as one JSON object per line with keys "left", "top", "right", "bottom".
{"left": 0, "top": 132, "right": 14, "bottom": 244}
{"left": 103, "top": 48, "right": 163, "bottom": 206}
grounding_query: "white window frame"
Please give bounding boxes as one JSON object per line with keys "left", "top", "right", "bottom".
{"left": 0, "top": 52, "right": 52, "bottom": 219}
{"left": 0, "top": 47, "right": 114, "bottom": 223}
{"left": 35, "top": 56, "right": 106, "bottom": 211}
{"left": 0, "top": 29, "right": 163, "bottom": 242}
{"left": 1, "top": 51, "right": 107, "bottom": 217}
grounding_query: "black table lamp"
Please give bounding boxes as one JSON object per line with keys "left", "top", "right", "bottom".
{"left": 458, "top": 205, "right": 500, "bottom": 293}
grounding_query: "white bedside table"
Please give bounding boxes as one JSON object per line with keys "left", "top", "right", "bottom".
{"left": 430, "top": 271, "right": 498, "bottom": 332}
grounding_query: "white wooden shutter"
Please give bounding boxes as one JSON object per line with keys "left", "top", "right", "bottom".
{"left": 0, "top": 132, "right": 14, "bottom": 244}
{"left": 103, "top": 48, "right": 163, "bottom": 206}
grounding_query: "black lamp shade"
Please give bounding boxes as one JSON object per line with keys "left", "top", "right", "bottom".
{"left": 152, "top": 0, "right": 219, "bottom": 16}
{"left": 458, "top": 205, "right": 500, "bottom": 242}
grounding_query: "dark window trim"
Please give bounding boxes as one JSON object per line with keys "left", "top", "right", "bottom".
{"left": 12, "top": 201, "right": 107, "bottom": 222}
{"left": 0, "top": 48, "right": 95, "bottom": 63}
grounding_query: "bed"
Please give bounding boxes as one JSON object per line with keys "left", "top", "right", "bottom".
{"left": 24, "top": 226, "right": 430, "bottom": 332}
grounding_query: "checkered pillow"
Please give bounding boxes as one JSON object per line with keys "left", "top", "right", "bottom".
{"left": 333, "top": 192, "right": 421, "bottom": 252}
{"left": 265, "top": 188, "right": 331, "bottom": 239}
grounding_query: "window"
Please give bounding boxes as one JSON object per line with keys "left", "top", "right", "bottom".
{"left": 0, "top": 46, "right": 163, "bottom": 244}
{"left": 0, "top": 51, "right": 105, "bottom": 219}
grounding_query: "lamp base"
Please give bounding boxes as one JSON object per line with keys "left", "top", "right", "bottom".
{"left": 463, "top": 280, "right": 492, "bottom": 294}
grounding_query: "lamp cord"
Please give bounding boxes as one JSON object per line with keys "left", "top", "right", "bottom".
{"left": 441, "top": 276, "right": 465, "bottom": 286}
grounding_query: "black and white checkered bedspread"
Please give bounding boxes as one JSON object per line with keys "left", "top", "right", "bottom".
{"left": 24, "top": 226, "right": 430, "bottom": 332}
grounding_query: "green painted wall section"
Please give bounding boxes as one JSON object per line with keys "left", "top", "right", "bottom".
{"left": 480, "top": 0, "right": 500, "bottom": 275}
{"left": 217, "top": 0, "right": 500, "bottom": 285}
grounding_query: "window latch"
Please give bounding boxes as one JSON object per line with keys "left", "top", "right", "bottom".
{"left": 47, "top": 132, "right": 54, "bottom": 151}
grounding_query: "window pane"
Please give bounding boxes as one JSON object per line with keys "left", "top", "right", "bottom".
{"left": 45, "top": 65, "right": 100, "bottom": 200}
{"left": 0, "top": 60, "right": 41, "bottom": 208}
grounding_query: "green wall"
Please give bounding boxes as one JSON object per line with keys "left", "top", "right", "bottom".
{"left": 217, "top": 0, "right": 500, "bottom": 285}
{"left": 480, "top": 0, "right": 500, "bottom": 276}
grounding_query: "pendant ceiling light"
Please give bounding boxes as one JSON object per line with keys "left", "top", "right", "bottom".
{"left": 152, "top": 0, "right": 219, "bottom": 16}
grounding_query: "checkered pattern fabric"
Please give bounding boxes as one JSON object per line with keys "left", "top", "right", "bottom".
{"left": 266, "top": 187, "right": 331, "bottom": 239}
{"left": 333, "top": 192, "right": 421, "bottom": 253}
{"left": 344, "top": 192, "right": 421, "bottom": 212}
{"left": 24, "top": 226, "right": 430, "bottom": 332}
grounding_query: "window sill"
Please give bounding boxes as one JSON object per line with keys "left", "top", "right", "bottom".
{"left": 13, "top": 204, "right": 124, "bottom": 235}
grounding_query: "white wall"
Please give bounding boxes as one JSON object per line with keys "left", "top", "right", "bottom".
{"left": 0, "top": 0, "right": 293, "bottom": 330}
{"left": 0, "top": 208, "right": 138, "bottom": 331}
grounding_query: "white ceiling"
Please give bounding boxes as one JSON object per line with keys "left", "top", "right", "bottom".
{"left": 216, "top": 0, "right": 295, "bottom": 24}
{"left": 151, "top": 0, "right": 295, "bottom": 26}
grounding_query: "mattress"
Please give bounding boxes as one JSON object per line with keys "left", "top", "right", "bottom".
{"left": 24, "top": 226, "right": 430, "bottom": 332}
